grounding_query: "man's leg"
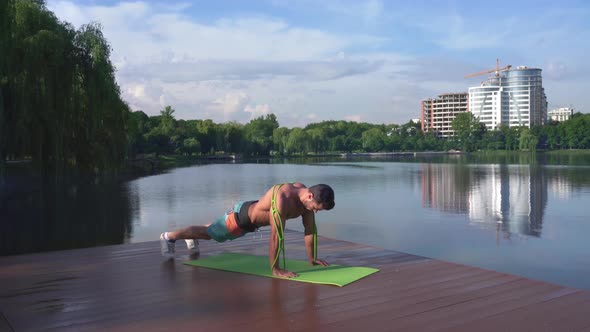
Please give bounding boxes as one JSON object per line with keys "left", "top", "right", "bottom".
{"left": 166, "top": 225, "right": 211, "bottom": 241}
{"left": 160, "top": 225, "right": 212, "bottom": 258}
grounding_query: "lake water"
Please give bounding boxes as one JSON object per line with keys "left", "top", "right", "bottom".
{"left": 2, "top": 155, "right": 590, "bottom": 290}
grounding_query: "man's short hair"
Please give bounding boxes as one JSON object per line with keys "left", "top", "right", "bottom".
{"left": 309, "top": 184, "right": 335, "bottom": 210}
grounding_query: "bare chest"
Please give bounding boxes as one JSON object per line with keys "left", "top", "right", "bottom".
{"left": 251, "top": 208, "right": 302, "bottom": 227}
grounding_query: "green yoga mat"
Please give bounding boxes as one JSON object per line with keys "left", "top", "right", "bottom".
{"left": 184, "top": 252, "right": 379, "bottom": 287}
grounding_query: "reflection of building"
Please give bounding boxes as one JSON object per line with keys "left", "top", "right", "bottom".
{"left": 420, "top": 163, "right": 549, "bottom": 237}
{"left": 469, "top": 66, "right": 547, "bottom": 130}
{"left": 468, "top": 165, "right": 548, "bottom": 237}
{"left": 420, "top": 164, "right": 469, "bottom": 213}
{"left": 549, "top": 174, "right": 572, "bottom": 199}
{"left": 548, "top": 107, "right": 573, "bottom": 122}
{"left": 421, "top": 92, "right": 469, "bottom": 137}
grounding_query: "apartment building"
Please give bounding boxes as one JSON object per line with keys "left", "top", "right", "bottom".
{"left": 547, "top": 107, "right": 574, "bottom": 122}
{"left": 421, "top": 92, "right": 469, "bottom": 137}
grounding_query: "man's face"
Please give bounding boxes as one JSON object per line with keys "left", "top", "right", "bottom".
{"left": 304, "top": 199, "right": 325, "bottom": 213}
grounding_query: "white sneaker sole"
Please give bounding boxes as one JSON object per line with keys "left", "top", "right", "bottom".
{"left": 160, "top": 233, "right": 176, "bottom": 258}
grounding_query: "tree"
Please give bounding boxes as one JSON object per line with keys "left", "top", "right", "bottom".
{"left": 243, "top": 114, "right": 279, "bottom": 155}
{"left": 195, "top": 119, "right": 216, "bottom": 154}
{"left": 452, "top": 113, "right": 486, "bottom": 152}
{"left": 482, "top": 130, "right": 505, "bottom": 150}
{"left": 182, "top": 138, "right": 200, "bottom": 156}
{"left": 1, "top": 2, "right": 129, "bottom": 176}
{"left": 159, "top": 105, "right": 176, "bottom": 136}
{"left": 127, "top": 110, "right": 148, "bottom": 157}
{"left": 563, "top": 113, "right": 590, "bottom": 149}
{"left": 519, "top": 128, "right": 538, "bottom": 151}
{"left": 498, "top": 125, "right": 520, "bottom": 151}
{"left": 361, "top": 128, "right": 385, "bottom": 152}
{"left": 286, "top": 128, "right": 308, "bottom": 154}
{"left": 219, "top": 121, "right": 243, "bottom": 153}
{"left": 330, "top": 135, "right": 347, "bottom": 152}
{"left": 144, "top": 131, "right": 171, "bottom": 157}
{"left": 0, "top": 0, "right": 15, "bottom": 181}
{"left": 272, "top": 127, "right": 290, "bottom": 156}
{"left": 307, "top": 128, "right": 328, "bottom": 154}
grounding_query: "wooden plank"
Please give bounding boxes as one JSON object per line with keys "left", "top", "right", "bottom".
{"left": 1, "top": 230, "right": 590, "bottom": 332}
{"left": 0, "top": 311, "right": 15, "bottom": 332}
{"left": 438, "top": 291, "right": 590, "bottom": 332}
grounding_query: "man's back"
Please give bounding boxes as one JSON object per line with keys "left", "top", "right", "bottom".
{"left": 248, "top": 182, "right": 307, "bottom": 227}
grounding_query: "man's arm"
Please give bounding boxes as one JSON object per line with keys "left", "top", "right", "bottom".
{"left": 302, "top": 210, "right": 329, "bottom": 266}
{"left": 269, "top": 195, "right": 298, "bottom": 278}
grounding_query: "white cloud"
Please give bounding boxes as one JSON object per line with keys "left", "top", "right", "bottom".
{"left": 122, "top": 81, "right": 164, "bottom": 112}
{"left": 47, "top": 0, "right": 407, "bottom": 127}
{"left": 47, "top": 0, "right": 590, "bottom": 127}
{"left": 345, "top": 115, "right": 362, "bottom": 122}
{"left": 544, "top": 62, "right": 569, "bottom": 81}
{"left": 209, "top": 92, "right": 250, "bottom": 122}
{"left": 159, "top": 95, "right": 167, "bottom": 108}
{"left": 244, "top": 104, "right": 271, "bottom": 120}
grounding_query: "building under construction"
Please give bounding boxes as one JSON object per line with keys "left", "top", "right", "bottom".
{"left": 421, "top": 92, "right": 469, "bottom": 137}
{"left": 467, "top": 61, "right": 547, "bottom": 130}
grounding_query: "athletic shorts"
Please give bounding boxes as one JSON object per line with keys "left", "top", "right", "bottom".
{"left": 207, "top": 201, "right": 247, "bottom": 242}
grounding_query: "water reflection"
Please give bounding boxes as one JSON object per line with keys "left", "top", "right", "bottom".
{"left": 3, "top": 158, "right": 590, "bottom": 260}
{"left": 420, "top": 164, "right": 470, "bottom": 214}
{"left": 0, "top": 176, "right": 135, "bottom": 255}
{"left": 421, "top": 164, "right": 549, "bottom": 237}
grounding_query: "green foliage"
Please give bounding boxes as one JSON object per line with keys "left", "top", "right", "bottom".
{"left": 243, "top": 114, "right": 279, "bottom": 155}
{"left": 159, "top": 105, "right": 176, "bottom": 136}
{"left": 361, "top": 128, "right": 385, "bottom": 152}
{"left": 564, "top": 113, "right": 590, "bottom": 148}
{"left": 452, "top": 113, "right": 486, "bottom": 152}
{"left": 519, "top": 128, "right": 538, "bottom": 151}
{"left": 219, "top": 121, "right": 243, "bottom": 153}
{"left": 5, "top": 0, "right": 590, "bottom": 173}
{"left": 181, "top": 137, "right": 200, "bottom": 156}
{"left": 272, "top": 127, "right": 290, "bottom": 156}
{"left": 286, "top": 128, "right": 308, "bottom": 154}
{"left": 2, "top": 0, "right": 129, "bottom": 177}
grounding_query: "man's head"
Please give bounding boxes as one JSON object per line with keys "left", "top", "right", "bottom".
{"left": 307, "top": 184, "right": 335, "bottom": 212}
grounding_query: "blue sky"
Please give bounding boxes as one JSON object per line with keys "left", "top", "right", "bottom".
{"left": 47, "top": 0, "right": 590, "bottom": 127}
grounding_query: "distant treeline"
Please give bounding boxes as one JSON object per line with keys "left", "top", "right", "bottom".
{"left": 2, "top": 1, "right": 590, "bottom": 179}
{"left": 128, "top": 109, "right": 590, "bottom": 159}
{"left": 127, "top": 108, "right": 432, "bottom": 158}
{"left": 448, "top": 112, "right": 590, "bottom": 152}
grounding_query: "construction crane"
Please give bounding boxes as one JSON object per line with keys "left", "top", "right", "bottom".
{"left": 464, "top": 58, "right": 512, "bottom": 79}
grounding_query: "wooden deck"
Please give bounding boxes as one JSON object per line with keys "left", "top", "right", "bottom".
{"left": 1, "top": 230, "right": 590, "bottom": 332}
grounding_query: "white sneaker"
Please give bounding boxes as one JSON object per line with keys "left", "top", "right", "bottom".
{"left": 160, "top": 233, "right": 175, "bottom": 258}
{"left": 185, "top": 239, "right": 199, "bottom": 254}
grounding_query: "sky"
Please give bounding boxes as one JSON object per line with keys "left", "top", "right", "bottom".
{"left": 47, "top": 0, "right": 590, "bottom": 128}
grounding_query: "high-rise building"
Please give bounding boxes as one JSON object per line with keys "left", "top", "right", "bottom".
{"left": 421, "top": 92, "right": 468, "bottom": 137}
{"left": 469, "top": 66, "right": 547, "bottom": 130}
{"left": 548, "top": 107, "right": 574, "bottom": 122}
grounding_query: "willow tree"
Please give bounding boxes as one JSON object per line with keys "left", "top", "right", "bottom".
{"left": 73, "top": 22, "right": 129, "bottom": 172}
{"left": 2, "top": 0, "right": 129, "bottom": 177}
{"left": 0, "top": 0, "right": 14, "bottom": 181}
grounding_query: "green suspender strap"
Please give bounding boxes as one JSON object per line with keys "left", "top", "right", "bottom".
{"left": 315, "top": 223, "right": 319, "bottom": 261}
{"left": 270, "top": 183, "right": 319, "bottom": 271}
{"left": 271, "top": 184, "right": 286, "bottom": 270}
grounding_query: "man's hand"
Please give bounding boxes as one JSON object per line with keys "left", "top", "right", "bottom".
{"left": 272, "top": 267, "right": 298, "bottom": 278}
{"left": 310, "top": 258, "right": 329, "bottom": 267}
